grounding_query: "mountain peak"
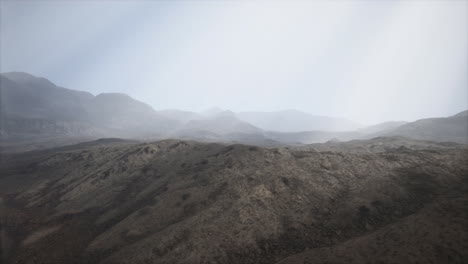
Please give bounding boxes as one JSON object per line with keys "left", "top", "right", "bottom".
{"left": 2, "top": 72, "right": 55, "bottom": 87}
{"left": 95, "top": 93, "right": 132, "bottom": 100}
{"left": 2, "top": 71, "right": 37, "bottom": 80}
{"left": 454, "top": 110, "right": 468, "bottom": 117}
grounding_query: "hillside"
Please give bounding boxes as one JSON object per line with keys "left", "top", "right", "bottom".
{"left": 1, "top": 138, "right": 467, "bottom": 264}
{"left": 0, "top": 72, "right": 178, "bottom": 140}
{"left": 379, "top": 111, "right": 468, "bottom": 144}
{"left": 358, "top": 121, "right": 408, "bottom": 134}
{"left": 1, "top": 72, "right": 467, "bottom": 151}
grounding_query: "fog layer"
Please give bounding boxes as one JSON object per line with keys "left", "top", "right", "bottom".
{"left": 1, "top": 1, "right": 467, "bottom": 124}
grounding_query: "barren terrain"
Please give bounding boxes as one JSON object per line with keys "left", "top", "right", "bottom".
{"left": 1, "top": 138, "right": 467, "bottom": 263}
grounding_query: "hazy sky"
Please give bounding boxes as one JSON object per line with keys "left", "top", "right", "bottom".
{"left": 1, "top": 0, "right": 467, "bottom": 124}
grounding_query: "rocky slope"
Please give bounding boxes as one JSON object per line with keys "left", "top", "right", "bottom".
{"left": 0, "top": 138, "right": 467, "bottom": 263}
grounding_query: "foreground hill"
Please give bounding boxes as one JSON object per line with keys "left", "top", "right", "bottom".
{"left": 0, "top": 138, "right": 467, "bottom": 263}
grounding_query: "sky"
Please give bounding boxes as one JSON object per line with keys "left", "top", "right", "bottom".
{"left": 1, "top": 0, "right": 467, "bottom": 125}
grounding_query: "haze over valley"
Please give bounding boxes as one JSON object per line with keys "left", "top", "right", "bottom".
{"left": 1, "top": 1, "right": 467, "bottom": 264}
{"left": 1, "top": 72, "right": 467, "bottom": 153}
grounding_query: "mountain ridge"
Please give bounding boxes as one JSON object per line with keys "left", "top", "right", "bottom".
{"left": 1, "top": 72, "right": 467, "bottom": 150}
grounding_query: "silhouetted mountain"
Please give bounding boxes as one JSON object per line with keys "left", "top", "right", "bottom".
{"left": 0, "top": 73, "right": 106, "bottom": 140}
{"left": 0, "top": 72, "right": 178, "bottom": 140}
{"left": 2, "top": 72, "right": 466, "bottom": 150}
{"left": 179, "top": 115, "right": 262, "bottom": 135}
{"left": 237, "top": 110, "right": 362, "bottom": 132}
{"left": 171, "top": 115, "right": 277, "bottom": 145}
{"left": 378, "top": 110, "right": 468, "bottom": 144}
{"left": 0, "top": 72, "right": 93, "bottom": 121}
{"left": 89, "top": 93, "right": 178, "bottom": 137}
{"left": 454, "top": 110, "right": 468, "bottom": 117}
{"left": 1, "top": 138, "right": 466, "bottom": 263}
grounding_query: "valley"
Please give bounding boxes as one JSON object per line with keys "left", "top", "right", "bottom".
{"left": 2, "top": 1, "right": 467, "bottom": 263}
{"left": 1, "top": 72, "right": 467, "bottom": 263}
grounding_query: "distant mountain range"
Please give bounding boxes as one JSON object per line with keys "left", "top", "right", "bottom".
{"left": 0, "top": 72, "right": 178, "bottom": 138}
{"left": 377, "top": 111, "right": 468, "bottom": 143}
{"left": 1, "top": 73, "right": 467, "bottom": 263}
{"left": 1, "top": 72, "right": 467, "bottom": 151}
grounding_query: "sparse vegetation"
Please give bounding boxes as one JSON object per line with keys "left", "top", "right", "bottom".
{"left": 0, "top": 138, "right": 467, "bottom": 263}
